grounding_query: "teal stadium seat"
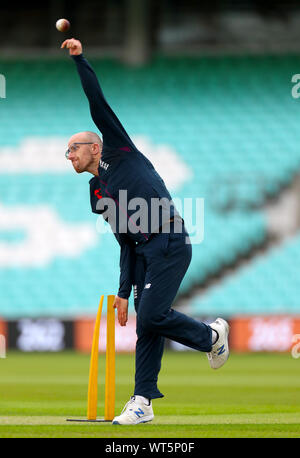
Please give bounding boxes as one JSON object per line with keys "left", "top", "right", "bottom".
{"left": 189, "top": 233, "right": 300, "bottom": 316}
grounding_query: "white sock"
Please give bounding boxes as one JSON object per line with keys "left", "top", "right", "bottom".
{"left": 211, "top": 329, "right": 218, "bottom": 345}
{"left": 135, "top": 395, "right": 150, "bottom": 405}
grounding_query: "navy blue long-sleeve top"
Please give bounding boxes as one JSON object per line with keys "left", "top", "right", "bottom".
{"left": 72, "top": 54, "right": 179, "bottom": 299}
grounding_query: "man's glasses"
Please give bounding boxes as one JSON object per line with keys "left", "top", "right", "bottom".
{"left": 65, "top": 142, "right": 93, "bottom": 159}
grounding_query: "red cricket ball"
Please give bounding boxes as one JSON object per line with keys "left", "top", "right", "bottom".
{"left": 56, "top": 19, "right": 71, "bottom": 32}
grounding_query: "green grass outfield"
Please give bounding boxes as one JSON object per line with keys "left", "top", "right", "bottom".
{"left": 0, "top": 351, "right": 300, "bottom": 438}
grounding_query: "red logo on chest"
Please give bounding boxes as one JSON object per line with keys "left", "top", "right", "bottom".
{"left": 94, "top": 189, "right": 102, "bottom": 199}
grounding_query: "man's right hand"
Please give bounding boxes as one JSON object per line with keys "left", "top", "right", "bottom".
{"left": 61, "top": 38, "right": 82, "bottom": 56}
{"left": 113, "top": 295, "right": 129, "bottom": 327}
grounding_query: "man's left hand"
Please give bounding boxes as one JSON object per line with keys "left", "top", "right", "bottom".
{"left": 61, "top": 38, "right": 83, "bottom": 55}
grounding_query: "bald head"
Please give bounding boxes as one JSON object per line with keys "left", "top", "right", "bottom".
{"left": 67, "top": 131, "right": 102, "bottom": 176}
{"left": 68, "top": 130, "right": 102, "bottom": 147}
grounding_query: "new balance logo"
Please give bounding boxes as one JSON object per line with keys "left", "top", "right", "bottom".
{"left": 217, "top": 345, "right": 226, "bottom": 355}
{"left": 134, "top": 408, "right": 144, "bottom": 418}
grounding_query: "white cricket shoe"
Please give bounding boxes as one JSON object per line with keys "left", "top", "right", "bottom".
{"left": 207, "top": 318, "right": 230, "bottom": 369}
{"left": 112, "top": 396, "right": 154, "bottom": 425}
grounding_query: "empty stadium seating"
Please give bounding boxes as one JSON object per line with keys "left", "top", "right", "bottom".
{"left": 1, "top": 55, "right": 299, "bottom": 317}
{"left": 189, "top": 233, "right": 300, "bottom": 316}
